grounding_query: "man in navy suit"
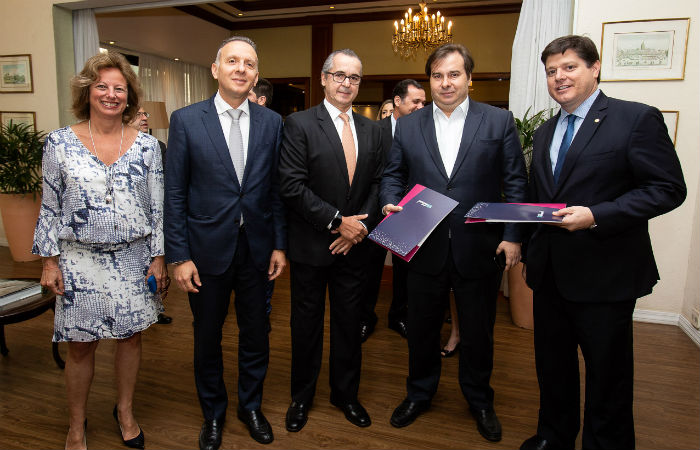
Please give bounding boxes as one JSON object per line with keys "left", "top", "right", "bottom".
{"left": 279, "top": 49, "right": 382, "bottom": 433}
{"left": 360, "top": 79, "right": 426, "bottom": 342}
{"left": 165, "top": 36, "right": 286, "bottom": 449}
{"left": 520, "top": 35, "right": 686, "bottom": 450}
{"left": 381, "top": 43, "right": 527, "bottom": 442}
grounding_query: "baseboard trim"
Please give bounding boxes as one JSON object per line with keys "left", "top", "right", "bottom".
{"left": 634, "top": 308, "right": 700, "bottom": 348}
{"left": 678, "top": 315, "right": 700, "bottom": 348}
{"left": 633, "top": 308, "right": 679, "bottom": 325}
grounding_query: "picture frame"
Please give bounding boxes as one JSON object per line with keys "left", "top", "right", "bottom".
{"left": 600, "top": 18, "right": 690, "bottom": 81}
{"left": 0, "top": 54, "right": 33, "bottom": 93}
{"left": 661, "top": 110, "right": 679, "bottom": 146}
{"left": 0, "top": 111, "right": 36, "bottom": 131}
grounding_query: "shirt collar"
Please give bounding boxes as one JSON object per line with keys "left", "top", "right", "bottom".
{"left": 433, "top": 96, "right": 470, "bottom": 119}
{"left": 214, "top": 90, "right": 250, "bottom": 116}
{"left": 561, "top": 88, "right": 600, "bottom": 122}
{"left": 324, "top": 99, "right": 353, "bottom": 122}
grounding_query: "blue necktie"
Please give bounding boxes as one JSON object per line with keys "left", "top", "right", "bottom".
{"left": 553, "top": 114, "right": 576, "bottom": 183}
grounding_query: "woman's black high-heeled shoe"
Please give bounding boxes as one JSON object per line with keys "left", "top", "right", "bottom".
{"left": 112, "top": 405, "right": 145, "bottom": 449}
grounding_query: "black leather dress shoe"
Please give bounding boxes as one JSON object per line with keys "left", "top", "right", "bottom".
{"left": 388, "top": 319, "right": 408, "bottom": 339}
{"left": 520, "top": 435, "right": 553, "bottom": 450}
{"left": 331, "top": 401, "right": 371, "bottom": 427}
{"left": 113, "top": 405, "right": 145, "bottom": 449}
{"left": 285, "top": 401, "right": 309, "bottom": 432}
{"left": 360, "top": 320, "right": 376, "bottom": 343}
{"left": 237, "top": 408, "right": 273, "bottom": 444}
{"left": 470, "top": 408, "right": 502, "bottom": 442}
{"left": 199, "top": 419, "right": 223, "bottom": 450}
{"left": 390, "top": 398, "right": 430, "bottom": 428}
{"left": 156, "top": 313, "right": 172, "bottom": 324}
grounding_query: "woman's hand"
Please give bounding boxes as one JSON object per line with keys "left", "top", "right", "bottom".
{"left": 41, "top": 256, "right": 64, "bottom": 295}
{"left": 147, "top": 256, "right": 170, "bottom": 298}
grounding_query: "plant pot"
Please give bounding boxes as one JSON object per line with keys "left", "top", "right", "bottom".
{"left": 0, "top": 193, "right": 41, "bottom": 262}
{"left": 507, "top": 262, "right": 533, "bottom": 330}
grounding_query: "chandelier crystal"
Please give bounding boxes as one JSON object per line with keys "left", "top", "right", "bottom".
{"left": 392, "top": 2, "right": 453, "bottom": 59}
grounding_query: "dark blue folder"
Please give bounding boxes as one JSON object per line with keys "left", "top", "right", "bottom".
{"left": 369, "top": 185, "right": 458, "bottom": 261}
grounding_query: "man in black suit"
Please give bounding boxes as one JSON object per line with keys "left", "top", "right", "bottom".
{"left": 381, "top": 44, "right": 527, "bottom": 442}
{"left": 520, "top": 35, "right": 686, "bottom": 450}
{"left": 360, "top": 78, "right": 425, "bottom": 342}
{"left": 279, "top": 48, "right": 382, "bottom": 432}
{"left": 165, "top": 36, "right": 286, "bottom": 448}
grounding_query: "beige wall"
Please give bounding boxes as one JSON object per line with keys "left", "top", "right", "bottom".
{"left": 575, "top": 1, "right": 699, "bottom": 321}
{"left": 334, "top": 14, "right": 519, "bottom": 75}
{"left": 233, "top": 26, "right": 312, "bottom": 78}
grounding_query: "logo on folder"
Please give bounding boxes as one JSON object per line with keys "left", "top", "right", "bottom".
{"left": 417, "top": 200, "right": 433, "bottom": 208}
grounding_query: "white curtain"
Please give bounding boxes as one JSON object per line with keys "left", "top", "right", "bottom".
{"left": 138, "top": 53, "right": 217, "bottom": 143}
{"left": 72, "top": 9, "right": 100, "bottom": 74}
{"left": 508, "top": 0, "right": 574, "bottom": 121}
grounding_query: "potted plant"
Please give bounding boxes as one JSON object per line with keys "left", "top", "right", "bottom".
{"left": 507, "top": 107, "right": 551, "bottom": 329}
{"left": 0, "top": 121, "right": 46, "bottom": 262}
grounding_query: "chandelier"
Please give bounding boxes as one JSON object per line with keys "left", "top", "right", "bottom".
{"left": 392, "top": 2, "right": 453, "bottom": 59}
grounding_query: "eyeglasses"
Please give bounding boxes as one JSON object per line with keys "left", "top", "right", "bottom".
{"left": 325, "top": 71, "right": 362, "bottom": 85}
{"left": 136, "top": 112, "right": 151, "bottom": 118}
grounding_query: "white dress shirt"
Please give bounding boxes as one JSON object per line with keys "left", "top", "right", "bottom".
{"left": 433, "top": 97, "right": 470, "bottom": 177}
{"left": 324, "top": 99, "right": 359, "bottom": 162}
{"left": 214, "top": 91, "right": 251, "bottom": 165}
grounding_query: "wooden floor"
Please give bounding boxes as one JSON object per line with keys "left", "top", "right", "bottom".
{"left": 1, "top": 246, "right": 698, "bottom": 450}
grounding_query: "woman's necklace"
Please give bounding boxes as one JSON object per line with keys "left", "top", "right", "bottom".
{"left": 88, "top": 119, "right": 123, "bottom": 204}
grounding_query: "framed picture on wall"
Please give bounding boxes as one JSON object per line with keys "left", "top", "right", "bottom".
{"left": 660, "top": 110, "right": 679, "bottom": 146}
{"left": 0, "top": 111, "right": 36, "bottom": 131}
{"left": 0, "top": 54, "right": 33, "bottom": 93}
{"left": 600, "top": 18, "right": 690, "bottom": 81}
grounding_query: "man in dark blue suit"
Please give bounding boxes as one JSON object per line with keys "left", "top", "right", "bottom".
{"left": 520, "top": 35, "right": 686, "bottom": 450}
{"left": 164, "top": 36, "right": 286, "bottom": 449}
{"left": 381, "top": 44, "right": 527, "bottom": 442}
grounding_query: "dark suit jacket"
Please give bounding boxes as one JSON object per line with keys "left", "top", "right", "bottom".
{"left": 164, "top": 95, "right": 286, "bottom": 276}
{"left": 279, "top": 102, "right": 383, "bottom": 266}
{"left": 378, "top": 116, "right": 393, "bottom": 166}
{"left": 380, "top": 100, "right": 528, "bottom": 278}
{"left": 525, "top": 92, "right": 686, "bottom": 302}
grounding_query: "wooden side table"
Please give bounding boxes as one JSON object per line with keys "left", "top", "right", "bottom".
{"left": 0, "top": 282, "right": 64, "bottom": 369}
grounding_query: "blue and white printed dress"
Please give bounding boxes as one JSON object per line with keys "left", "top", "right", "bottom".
{"left": 32, "top": 126, "right": 165, "bottom": 342}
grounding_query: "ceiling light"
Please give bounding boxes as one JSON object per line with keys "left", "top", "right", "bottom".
{"left": 392, "top": 2, "right": 453, "bottom": 59}
{"left": 174, "top": 57, "right": 180, "bottom": 61}
{"left": 108, "top": 41, "right": 115, "bottom": 45}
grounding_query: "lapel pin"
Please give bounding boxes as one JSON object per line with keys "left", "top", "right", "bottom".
{"left": 594, "top": 118, "right": 600, "bottom": 123}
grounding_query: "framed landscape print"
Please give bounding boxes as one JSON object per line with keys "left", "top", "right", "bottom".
{"left": 0, "top": 111, "right": 36, "bottom": 131}
{"left": 0, "top": 54, "right": 33, "bottom": 93}
{"left": 661, "top": 111, "right": 679, "bottom": 146}
{"left": 601, "top": 18, "right": 690, "bottom": 81}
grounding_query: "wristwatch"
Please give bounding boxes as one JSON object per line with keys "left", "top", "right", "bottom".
{"left": 330, "top": 211, "right": 342, "bottom": 231}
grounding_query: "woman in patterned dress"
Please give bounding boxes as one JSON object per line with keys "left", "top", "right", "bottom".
{"left": 33, "top": 52, "right": 167, "bottom": 450}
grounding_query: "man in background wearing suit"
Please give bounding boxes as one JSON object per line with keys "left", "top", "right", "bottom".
{"left": 248, "top": 77, "right": 273, "bottom": 108}
{"left": 360, "top": 78, "right": 425, "bottom": 342}
{"left": 130, "top": 106, "right": 172, "bottom": 324}
{"left": 247, "top": 77, "right": 275, "bottom": 334}
{"left": 520, "top": 35, "right": 686, "bottom": 450}
{"left": 381, "top": 43, "right": 527, "bottom": 442}
{"left": 279, "top": 49, "right": 382, "bottom": 432}
{"left": 165, "top": 36, "right": 286, "bottom": 448}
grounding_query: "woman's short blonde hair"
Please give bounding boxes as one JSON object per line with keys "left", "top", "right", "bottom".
{"left": 71, "top": 52, "right": 142, "bottom": 124}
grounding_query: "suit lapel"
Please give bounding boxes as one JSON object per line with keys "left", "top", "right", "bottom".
{"left": 243, "top": 103, "right": 262, "bottom": 187}
{"left": 449, "top": 101, "right": 483, "bottom": 180}
{"left": 352, "top": 116, "right": 370, "bottom": 190}
{"left": 555, "top": 93, "right": 608, "bottom": 191}
{"left": 420, "top": 108, "right": 449, "bottom": 181}
{"left": 316, "top": 104, "right": 351, "bottom": 186}
{"left": 536, "top": 114, "right": 559, "bottom": 196}
{"left": 201, "top": 96, "right": 239, "bottom": 185}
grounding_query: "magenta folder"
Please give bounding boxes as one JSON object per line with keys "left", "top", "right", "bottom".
{"left": 464, "top": 202, "right": 567, "bottom": 223}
